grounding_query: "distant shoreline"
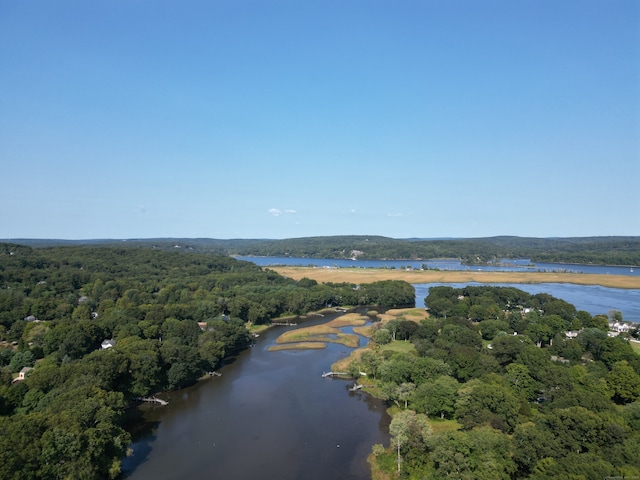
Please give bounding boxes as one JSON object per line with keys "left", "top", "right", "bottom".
{"left": 271, "top": 266, "right": 640, "bottom": 290}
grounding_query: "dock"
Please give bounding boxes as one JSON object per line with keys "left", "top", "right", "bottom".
{"left": 322, "top": 371, "right": 348, "bottom": 378}
{"left": 137, "top": 396, "right": 168, "bottom": 406}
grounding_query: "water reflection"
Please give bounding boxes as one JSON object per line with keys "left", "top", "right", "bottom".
{"left": 414, "top": 282, "right": 640, "bottom": 322}
{"left": 123, "top": 312, "right": 390, "bottom": 480}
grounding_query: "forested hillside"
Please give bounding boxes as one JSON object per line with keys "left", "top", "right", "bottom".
{"left": 347, "top": 285, "right": 640, "bottom": 479}
{"left": 0, "top": 243, "right": 413, "bottom": 479}
{"left": 9, "top": 235, "right": 640, "bottom": 266}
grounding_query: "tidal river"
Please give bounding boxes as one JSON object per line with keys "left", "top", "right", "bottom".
{"left": 122, "top": 312, "right": 390, "bottom": 480}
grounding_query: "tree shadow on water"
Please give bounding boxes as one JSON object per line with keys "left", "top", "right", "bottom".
{"left": 119, "top": 408, "right": 161, "bottom": 478}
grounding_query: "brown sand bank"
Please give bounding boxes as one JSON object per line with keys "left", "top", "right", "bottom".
{"left": 271, "top": 266, "right": 640, "bottom": 289}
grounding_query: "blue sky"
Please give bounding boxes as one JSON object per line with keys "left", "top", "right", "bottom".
{"left": 1, "top": 1, "right": 638, "bottom": 240}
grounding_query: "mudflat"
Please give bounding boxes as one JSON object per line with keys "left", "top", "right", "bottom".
{"left": 271, "top": 266, "right": 640, "bottom": 289}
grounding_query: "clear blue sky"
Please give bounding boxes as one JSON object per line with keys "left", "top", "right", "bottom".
{"left": 1, "top": 1, "right": 638, "bottom": 240}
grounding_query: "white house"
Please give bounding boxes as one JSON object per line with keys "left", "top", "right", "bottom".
{"left": 609, "top": 322, "right": 631, "bottom": 333}
{"left": 12, "top": 366, "right": 34, "bottom": 382}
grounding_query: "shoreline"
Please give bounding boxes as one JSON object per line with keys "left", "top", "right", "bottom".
{"left": 270, "top": 266, "right": 640, "bottom": 290}
{"left": 240, "top": 254, "right": 639, "bottom": 269}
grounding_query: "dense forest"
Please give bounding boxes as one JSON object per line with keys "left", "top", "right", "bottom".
{"left": 345, "top": 285, "right": 640, "bottom": 479}
{"left": 0, "top": 243, "right": 414, "bottom": 479}
{"left": 8, "top": 235, "right": 640, "bottom": 266}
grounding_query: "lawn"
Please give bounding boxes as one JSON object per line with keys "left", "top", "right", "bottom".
{"left": 378, "top": 339, "right": 417, "bottom": 355}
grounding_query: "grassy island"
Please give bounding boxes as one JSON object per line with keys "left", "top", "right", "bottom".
{"left": 269, "top": 313, "right": 368, "bottom": 350}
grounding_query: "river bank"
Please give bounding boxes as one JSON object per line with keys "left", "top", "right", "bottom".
{"left": 271, "top": 266, "right": 640, "bottom": 289}
{"left": 123, "top": 308, "right": 391, "bottom": 480}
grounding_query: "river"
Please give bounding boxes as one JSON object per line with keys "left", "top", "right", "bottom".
{"left": 122, "top": 256, "right": 638, "bottom": 478}
{"left": 238, "top": 256, "right": 640, "bottom": 323}
{"left": 122, "top": 312, "right": 390, "bottom": 480}
{"left": 235, "top": 256, "right": 639, "bottom": 277}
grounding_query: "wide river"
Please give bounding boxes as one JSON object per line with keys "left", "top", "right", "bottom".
{"left": 122, "top": 312, "right": 390, "bottom": 480}
{"left": 236, "top": 256, "right": 640, "bottom": 277}
{"left": 122, "top": 256, "right": 638, "bottom": 479}
{"left": 239, "top": 256, "right": 640, "bottom": 322}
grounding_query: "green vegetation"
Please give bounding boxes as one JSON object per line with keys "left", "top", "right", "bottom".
{"left": 271, "top": 314, "right": 368, "bottom": 350}
{"left": 343, "top": 286, "right": 640, "bottom": 479}
{"left": 9, "top": 235, "right": 640, "bottom": 266}
{"left": 0, "top": 243, "right": 414, "bottom": 479}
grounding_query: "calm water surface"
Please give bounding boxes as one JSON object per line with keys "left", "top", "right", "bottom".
{"left": 123, "top": 257, "right": 638, "bottom": 478}
{"left": 236, "top": 256, "right": 639, "bottom": 276}
{"left": 239, "top": 256, "right": 640, "bottom": 322}
{"left": 123, "top": 313, "right": 390, "bottom": 480}
{"left": 414, "top": 283, "right": 640, "bottom": 323}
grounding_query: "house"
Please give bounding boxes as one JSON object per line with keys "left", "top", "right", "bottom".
{"left": 609, "top": 322, "right": 631, "bottom": 333}
{"left": 12, "top": 366, "right": 34, "bottom": 383}
{"left": 101, "top": 339, "right": 116, "bottom": 350}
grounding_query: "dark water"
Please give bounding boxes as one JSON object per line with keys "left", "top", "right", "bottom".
{"left": 122, "top": 313, "right": 390, "bottom": 480}
{"left": 122, "top": 258, "right": 638, "bottom": 479}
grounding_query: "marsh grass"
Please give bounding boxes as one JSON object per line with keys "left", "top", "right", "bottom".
{"left": 271, "top": 266, "right": 640, "bottom": 289}
{"left": 267, "top": 342, "right": 327, "bottom": 351}
{"left": 331, "top": 347, "right": 367, "bottom": 372}
{"left": 353, "top": 325, "right": 374, "bottom": 337}
{"left": 328, "top": 313, "right": 369, "bottom": 327}
{"left": 332, "top": 308, "right": 425, "bottom": 369}
{"left": 271, "top": 314, "right": 367, "bottom": 350}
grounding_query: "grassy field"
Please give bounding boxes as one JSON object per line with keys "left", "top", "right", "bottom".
{"left": 271, "top": 266, "right": 640, "bottom": 289}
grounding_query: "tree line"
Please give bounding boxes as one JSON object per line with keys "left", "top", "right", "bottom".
{"left": 0, "top": 243, "right": 414, "bottom": 479}
{"left": 8, "top": 235, "right": 640, "bottom": 266}
{"left": 346, "top": 285, "right": 640, "bottom": 479}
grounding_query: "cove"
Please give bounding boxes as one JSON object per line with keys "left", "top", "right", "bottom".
{"left": 122, "top": 312, "right": 390, "bottom": 480}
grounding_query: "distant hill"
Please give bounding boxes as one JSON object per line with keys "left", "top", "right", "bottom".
{"left": 3, "top": 235, "right": 639, "bottom": 266}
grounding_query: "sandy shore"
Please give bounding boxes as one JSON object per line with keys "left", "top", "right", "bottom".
{"left": 271, "top": 266, "right": 640, "bottom": 290}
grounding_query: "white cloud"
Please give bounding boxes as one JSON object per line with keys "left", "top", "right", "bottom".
{"left": 269, "top": 208, "right": 297, "bottom": 217}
